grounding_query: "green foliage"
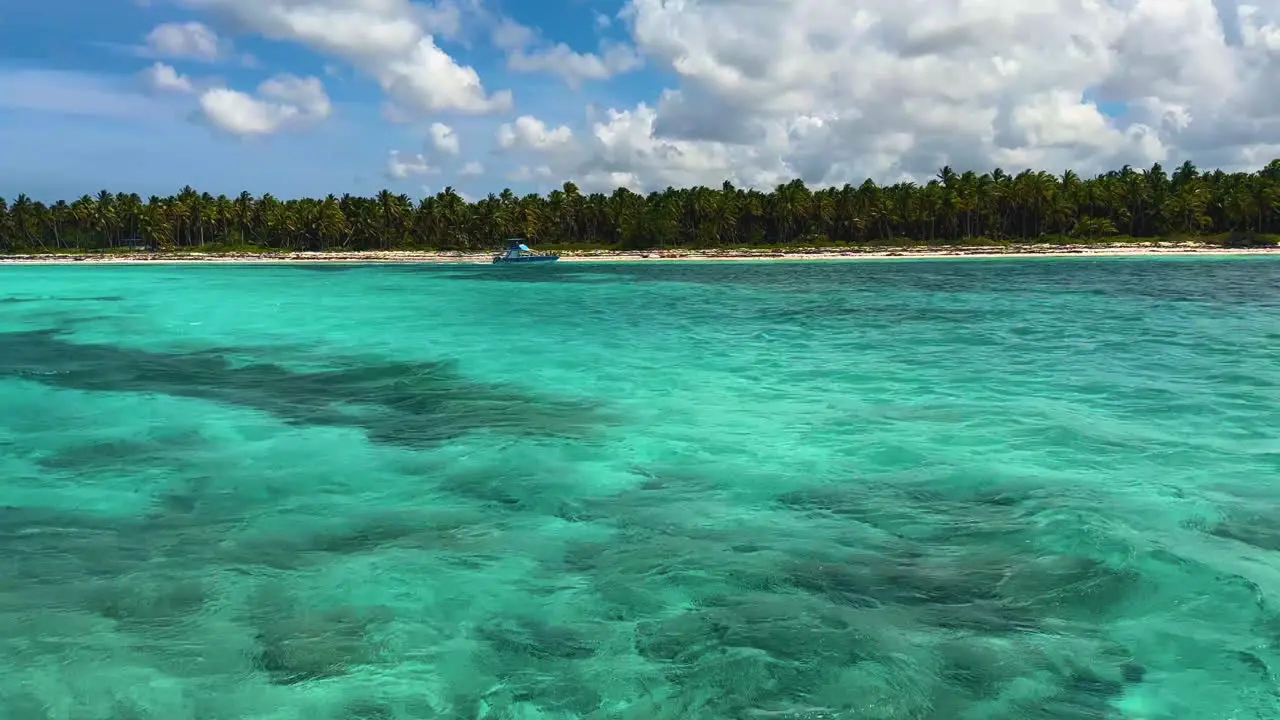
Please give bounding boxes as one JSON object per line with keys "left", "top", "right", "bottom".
{"left": 1219, "top": 232, "right": 1280, "bottom": 248}
{"left": 1071, "top": 216, "right": 1119, "bottom": 241}
{"left": 2, "top": 160, "right": 1279, "bottom": 252}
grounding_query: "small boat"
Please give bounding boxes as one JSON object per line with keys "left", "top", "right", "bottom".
{"left": 492, "top": 240, "right": 559, "bottom": 264}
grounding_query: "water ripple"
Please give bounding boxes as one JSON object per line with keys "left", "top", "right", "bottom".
{"left": 1, "top": 257, "right": 1278, "bottom": 719}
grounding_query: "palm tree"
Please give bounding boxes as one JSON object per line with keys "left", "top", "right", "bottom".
{"left": 3, "top": 159, "right": 1279, "bottom": 251}
{"left": 0, "top": 197, "right": 11, "bottom": 251}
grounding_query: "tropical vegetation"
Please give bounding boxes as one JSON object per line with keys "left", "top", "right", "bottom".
{"left": 2, "top": 160, "right": 1278, "bottom": 252}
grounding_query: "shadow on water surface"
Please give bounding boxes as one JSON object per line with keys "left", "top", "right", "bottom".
{"left": 423, "top": 261, "right": 873, "bottom": 288}
{"left": 2, "top": 457, "right": 1277, "bottom": 718}
{"left": 422, "top": 255, "right": 1280, "bottom": 307}
{"left": 0, "top": 329, "right": 612, "bottom": 449}
{"left": 523, "top": 466, "right": 1280, "bottom": 718}
{"left": 29, "top": 428, "right": 210, "bottom": 475}
{"left": 1, "top": 295, "right": 127, "bottom": 304}
{"left": 3, "top": 259, "right": 1280, "bottom": 718}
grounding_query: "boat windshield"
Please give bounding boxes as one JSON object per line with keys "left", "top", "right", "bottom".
{"left": 499, "top": 241, "right": 542, "bottom": 258}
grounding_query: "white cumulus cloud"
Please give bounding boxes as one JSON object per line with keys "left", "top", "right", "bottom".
{"left": 151, "top": 0, "right": 1280, "bottom": 190}
{"left": 506, "top": 165, "right": 554, "bottom": 182}
{"left": 493, "top": 18, "right": 642, "bottom": 87}
{"left": 481, "top": 0, "right": 1280, "bottom": 192}
{"left": 497, "top": 115, "right": 574, "bottom": 151}
{"left": 199, "top": 74, "right": 331, "bottom": 135}
{"left": 387, "top": 150, "right": 435, "bottom": 179}
{"left": 145, "top": 21, "right": 224, "bottom": 62}
{"left": 180, "top": 0, "right": 510, "bottom": 118}
{"left": 139, "top": 61, "right": 194, "bottom": 93}
{"left": 430, "top": 121, "right": 460, "bottom": 154}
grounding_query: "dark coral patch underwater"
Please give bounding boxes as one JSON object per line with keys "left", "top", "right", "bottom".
{"left": 0, "top": 329, "right": 615, "bottom": 450}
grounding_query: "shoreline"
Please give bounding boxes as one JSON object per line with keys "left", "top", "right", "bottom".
{"left": 1, "top": 242, "right": 1277, "bottom": 265}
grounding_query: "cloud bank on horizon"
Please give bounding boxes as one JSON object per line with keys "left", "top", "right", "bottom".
{"left": 1, "top": 0, "right": 1279, "bottom": 201}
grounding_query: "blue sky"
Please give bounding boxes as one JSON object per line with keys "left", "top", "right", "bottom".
{"left": 0, "top": 0, "right": 665, "bottom": 202}
{"left": 2, "top": 0, "right": 1272, "bottom": 203}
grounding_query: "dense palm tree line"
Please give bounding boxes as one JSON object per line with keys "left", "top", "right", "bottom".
{"left": 2, "top": 160, "right": 1278, "bottom": 252}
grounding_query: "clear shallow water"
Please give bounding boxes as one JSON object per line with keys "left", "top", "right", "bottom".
{"left": 1, "top": 258, "right": 1279, "bottom": 720}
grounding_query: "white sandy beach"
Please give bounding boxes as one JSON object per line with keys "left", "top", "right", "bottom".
{"left": 0, "top": 243, "right": 1277, "bottom": 264}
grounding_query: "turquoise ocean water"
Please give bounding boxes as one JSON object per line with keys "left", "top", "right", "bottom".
{"left": 1, "top": 258, "right": 1279, "bottom": 719}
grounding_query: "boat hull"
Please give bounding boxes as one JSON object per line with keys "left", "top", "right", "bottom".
{"left": 492, "top": 255, "right": 560, "bottom": 264}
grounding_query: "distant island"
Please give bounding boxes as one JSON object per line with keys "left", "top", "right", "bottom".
{"left": 1, "top": 160, "right": 1277, "bottom": 260}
